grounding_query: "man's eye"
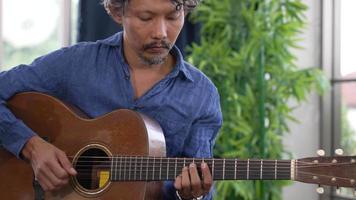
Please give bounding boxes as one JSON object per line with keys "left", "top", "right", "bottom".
{"left": 167, "top": 13, "right": 180, "bottom": 20}
{"left": 139, "top": 16, "right": 152, "bottom": 21}
{"left": 167, "top": 16, "right": 178, "bottom": 20}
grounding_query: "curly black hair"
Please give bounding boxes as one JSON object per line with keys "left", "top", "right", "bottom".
{"left": 102, "top": 0, "right": 201, "bottom": 16}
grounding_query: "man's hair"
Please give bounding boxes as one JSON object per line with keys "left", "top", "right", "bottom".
{"left": 102, "top": 0, "right": 201, "bottom": 16}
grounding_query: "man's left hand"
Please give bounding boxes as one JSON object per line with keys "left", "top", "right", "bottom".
{"left": 174, "top": 162, "right": 212, "bottom": 200}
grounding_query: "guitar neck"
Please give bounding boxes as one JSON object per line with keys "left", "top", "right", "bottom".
{"left": 108, "top": 157, "right": 293, "bottom": 181}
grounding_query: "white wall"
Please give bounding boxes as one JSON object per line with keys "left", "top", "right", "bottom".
{"left": 283, "top": 1, "right": 322, "bottom": 200}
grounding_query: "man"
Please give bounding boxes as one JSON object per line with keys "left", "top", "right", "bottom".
{"left": 0, "top": 0, "right": 222, "bottom": 199}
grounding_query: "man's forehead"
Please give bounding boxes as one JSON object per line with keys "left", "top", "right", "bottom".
{"left": 127, "top": 0, "right": 179, "bottom": 10}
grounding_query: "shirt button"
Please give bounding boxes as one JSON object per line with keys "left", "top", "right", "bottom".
{"left": 133, "top": 105, "right": 144, "bottom": 110}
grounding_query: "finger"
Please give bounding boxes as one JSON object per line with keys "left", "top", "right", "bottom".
{"left": 201, "top": 161, "right": 212, "bottom": 193}
{"left": 181, "top": 166, "right": 191, "bottom": 197}
{"left": 48, "top": 155, "right": 69, "bottom": 180}
{"left": 36, "top": 166, "right": 58, "bottom": 191}
{"left": 41, "top": 163, "right": 66, "bottom": 189}
{"left": 37, "top": 174, "right": 52, "bottom": 191}
{"left": 189, "top": 163, "right": 203, "bottom": 197}
{"left": 57, "top": 151, "right": 77, "bottom": 176}
{"left": 174, "top": 174, "right": 183, "bottom": 190}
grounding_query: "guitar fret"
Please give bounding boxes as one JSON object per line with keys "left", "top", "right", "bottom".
{"left": 234, "top": 159, "right": 237, "bottom": 180}
{"left": 247, "top": 159, "right": 250, "bottom": 180}
{"left": 260, "top": 159, "right": 263, "bottom": 180}
{"left": 140, "top": 157, "right": 143, "bottom": 180}
{"left": 128, "top": 157, "right": 132, "bottom": 180}
{"left": 175, "top": 158, "right": 177, "bottom": 178}
{"left": 223, "top": 159, "right": 225, "bottom": 180}
{"left": 167, "top": 158, "right": 170, "bottom": 179}
{"left": 124, "top": 157, "right": 127, "bottom": 180}
{"left": 212, "top": 159, "right": 215, "bottom": 179}
{"left": 152, "top": 157, "right": 155, "bottom": 180}
{"left": 134, "top": 156, "right": 137, "bottom": 180}
{"left": 274, "top": 160, "right": 277, "bottom": 180}
{"left": 146, "top": 157, "right": 149, "bottom": 181}
{"left": 119, "top": 156, "right": 122, "bottom": 180}
{"left": 159, "top": 157, "right": 162, "bottom": 180}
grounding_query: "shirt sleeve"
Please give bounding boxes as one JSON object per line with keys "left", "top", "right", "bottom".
{"left": 0, "top": 47, "right": 72, "bottom": 158}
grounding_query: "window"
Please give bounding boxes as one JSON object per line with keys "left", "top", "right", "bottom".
{"left": 322, "top": 0, "right": 356, "bottom": 199}
{"left": 0, "top": 0, "right": 79, "bottom": 71}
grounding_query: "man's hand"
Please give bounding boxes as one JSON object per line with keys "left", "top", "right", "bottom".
{"left": 174, "top": 162, "right": 212, "bottom": 200}
{"left": 21, "top": 136, "right": 77, "bottom": 191}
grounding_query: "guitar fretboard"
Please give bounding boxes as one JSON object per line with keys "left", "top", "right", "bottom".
{"left": 108, "top": 157, "right": 292, "bottom": 181}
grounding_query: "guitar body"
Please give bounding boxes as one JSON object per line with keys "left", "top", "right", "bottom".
{"left": 0, "top": 92, "right": 166, "bottom": 200}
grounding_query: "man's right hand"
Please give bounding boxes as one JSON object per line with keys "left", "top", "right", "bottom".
{"left": 21, "top": 136, "right": 77, "bottom": 191}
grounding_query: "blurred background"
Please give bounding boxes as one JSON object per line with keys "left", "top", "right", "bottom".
{"left": 0, "top": 0, "right": 355, "bottom": 199}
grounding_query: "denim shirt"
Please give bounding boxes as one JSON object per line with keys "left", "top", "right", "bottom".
{"left": 0, "top": 32, "right": 222, "bottom": 199}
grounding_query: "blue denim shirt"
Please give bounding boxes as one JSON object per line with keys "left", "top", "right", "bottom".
{"left": 0, "top": 32, "right": 222, "bottom": 199}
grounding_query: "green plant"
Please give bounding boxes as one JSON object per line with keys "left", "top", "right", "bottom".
{"left": 188, "top": 0, "right": 329, "bottom": 199}
{"left": 341, "top": 106, "right": 356, "bottom": 155}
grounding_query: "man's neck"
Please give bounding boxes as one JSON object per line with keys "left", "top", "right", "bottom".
{"left": 122, "top": 43, "right": 177, "bottom": 99}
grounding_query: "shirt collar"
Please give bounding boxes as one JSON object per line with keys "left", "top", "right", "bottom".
{"left": 97, "top": 32, "right": 194, "bottom": 82}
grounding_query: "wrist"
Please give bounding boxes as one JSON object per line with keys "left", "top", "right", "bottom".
{"left": 21, "top": 135, "right": 40, "bottom": 160}
{"left": 176, "top": 191, "right": 203, "bottom": 200}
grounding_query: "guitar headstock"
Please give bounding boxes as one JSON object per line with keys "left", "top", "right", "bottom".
{"left": 295, "top": 149, "right": 356, "bottom": 192}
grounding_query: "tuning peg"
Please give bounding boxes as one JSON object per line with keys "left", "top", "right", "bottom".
{"left": 317, "top": 149, "right": 325, "bottom": 157}
{"left": 316, "top": 186, "right": 324, "bottom": 194}
{"left": 335, "top": 148, "right": 344, "bottom": 156}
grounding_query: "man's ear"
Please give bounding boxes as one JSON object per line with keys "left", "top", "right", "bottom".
{"left": 109, "top": 7, "right": 123, "bottom": 24}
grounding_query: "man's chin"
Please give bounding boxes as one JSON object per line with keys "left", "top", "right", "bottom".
{"left": 140, "top": 55, "right": 167, "bottom": 65}
{"left": 139, "top": 51, "right": 171, "bottom": 65}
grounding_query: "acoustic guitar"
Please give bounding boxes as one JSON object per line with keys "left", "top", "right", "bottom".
{"left": 0, "top": 92, "right": 355, "bottom": 199}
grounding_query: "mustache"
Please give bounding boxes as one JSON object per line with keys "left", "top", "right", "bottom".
{"left": 143, "top": 41, "right": 172, "bottom": 50}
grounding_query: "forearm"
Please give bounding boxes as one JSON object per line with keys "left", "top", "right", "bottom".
{"left": 0, "top": 51, "right": 69, "bottom": 157}
{"left": 0, "top": 103, "right": 37, "bottom": 158}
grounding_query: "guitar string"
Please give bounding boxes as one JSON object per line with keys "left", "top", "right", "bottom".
{"left": 68, "top": 171, "right": 355, "bottom": 183}
{"left": 68, "top": 160, "right": 355, "bottom": 169}
{"left": 68, "top": 165, "right": 347, "bottom": 175}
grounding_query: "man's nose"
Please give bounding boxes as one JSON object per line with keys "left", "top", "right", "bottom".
{"left": 152, "top": 18, "right": 167, "bottom": 40}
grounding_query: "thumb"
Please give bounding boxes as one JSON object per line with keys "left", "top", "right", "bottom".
{"left": 57, "top": 151, "right": 77, "bottom": 176}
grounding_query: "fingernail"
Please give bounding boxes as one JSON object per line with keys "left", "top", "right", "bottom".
{"left": 190, "top": 163, "right": 196, "bottom": 168}
{"left": 201, "top": 162, "right": 207, "bottom": 168}
{"left": 70, "top": 168, "right": 77, "bottom": 174}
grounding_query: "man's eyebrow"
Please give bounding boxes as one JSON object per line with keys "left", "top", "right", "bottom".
{"left": 168, "top": 9, "right": 180, "bottom": 14}
{"left": 136, "top": 10, "right": 154, "bottom": 14}
{"left": 134, "top": 7, "right": 178, "bottom": 15}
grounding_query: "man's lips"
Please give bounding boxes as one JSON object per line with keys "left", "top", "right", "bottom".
{"left": 146, "top": 46, "right": 167, "bottom": 53}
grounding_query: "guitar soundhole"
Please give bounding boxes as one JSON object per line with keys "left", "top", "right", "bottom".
{"left": 74, "top": 148, "right": 111, "bottom": 191}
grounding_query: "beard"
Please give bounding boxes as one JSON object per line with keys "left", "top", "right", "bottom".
{"left": 138, "top": 40, "right": 173, "bottom": 66}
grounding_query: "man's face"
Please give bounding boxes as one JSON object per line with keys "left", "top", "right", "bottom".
{"left": 117, "top": 0, "right": 185, "bottom": 65}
